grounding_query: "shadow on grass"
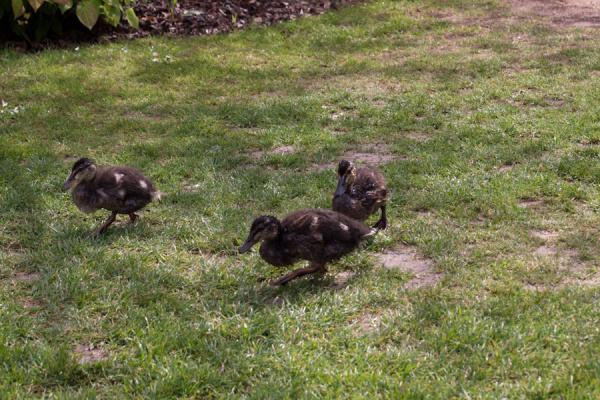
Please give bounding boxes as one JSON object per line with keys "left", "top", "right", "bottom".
{"left": 233, "top": 270, "right": 359, "bottom": 310}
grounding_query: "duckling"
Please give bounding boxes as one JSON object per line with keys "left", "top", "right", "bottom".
{"left": 332, "top": 159, "right": 388, "bottom": 232}
{"left": 239, "top": 209, "right": 374, "bottom": 285}
{"left": 61, "top": 157, "right": 162, "bottom": 237}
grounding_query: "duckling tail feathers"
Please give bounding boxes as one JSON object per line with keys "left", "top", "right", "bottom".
{"left": 362, "top": 228, "right": 378, "bottom": 238}
{"left": 363, "top": 220, "right": 387, "bottom": 237}
{"left": 152, "top": 190, "right": 164, "bottom": 203}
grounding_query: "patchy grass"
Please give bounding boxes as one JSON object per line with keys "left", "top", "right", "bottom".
{"left": 3, "top": 0, "right": 600, "bottom": 397}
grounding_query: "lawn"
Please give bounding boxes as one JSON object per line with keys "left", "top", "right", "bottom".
{"left": 2, "top": 0, "right": 600, "bottom": 397}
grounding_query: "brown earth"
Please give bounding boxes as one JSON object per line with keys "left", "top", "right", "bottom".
{"left": 3, "top": 0, "right": 600, "bottom": 51}
{"left": 506, "top": 0, "right": 600, "bottom": 28}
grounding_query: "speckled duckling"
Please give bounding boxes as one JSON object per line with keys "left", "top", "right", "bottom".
{"left": 61, "top": 157, "right": 162, "bottom": 237}
{"left": 332, "top": 159, "right": 388, "bottom": 232}
{"left": 239, "top": 209, "right": 374, "bottom": 285}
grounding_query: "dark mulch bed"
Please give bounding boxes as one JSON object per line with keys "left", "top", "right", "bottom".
{"left": 1, "top": 0, "right": 359, "bottom": 51}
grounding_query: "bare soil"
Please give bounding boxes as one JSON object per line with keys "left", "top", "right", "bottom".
{"left": 74, "top": 344, "right": 109, "bottom": 364}
{"left": 379, "top": 246, "right": 442, "bottom": 289}
{"left": 505, "top": 0, "right": 600, "bottom": 28}
{"left": 13, "top": 272, "right": 41, "bottom": 281}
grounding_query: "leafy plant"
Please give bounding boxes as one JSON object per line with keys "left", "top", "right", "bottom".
{"left": 0, "top": 0, "right": 139, "bottom": 43}
{"left": 166, "top": 0, "right": 176, "bottom": 22}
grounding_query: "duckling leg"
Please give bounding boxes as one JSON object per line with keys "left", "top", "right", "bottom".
{"left": 373, "top": 205, "right": 387, "bottom": 232}
{"left": 273, "top": 264, "right": 328, "bottom": 286}
{"left": 89, "top": 212, "right": 117, "bottom": 237}
{"left": 128, "top": 213, "right": 140, "bottom": 225}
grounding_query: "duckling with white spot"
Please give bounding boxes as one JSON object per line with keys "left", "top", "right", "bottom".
{"left": 239, "top": 209, "right": 375, "bottom": 285}
{"left": 62, "top": 157, "right": 162, "bottom": 237}
{"left": 332, "top": 159, "right": 388, "bottom": 232}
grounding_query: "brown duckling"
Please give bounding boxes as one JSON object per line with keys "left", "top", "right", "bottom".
{"left": 61, "top": 157, "right": 162, "bottom": 237}
{"left": 332, "top": 159, "right": 388, "bottom": 232}
{"left": 239, "top": 209, "right": 374, "bottom": 285}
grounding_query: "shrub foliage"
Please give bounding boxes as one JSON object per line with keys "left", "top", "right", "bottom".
{"left": 0, "top": 0, "right": 139, "bottom": 42}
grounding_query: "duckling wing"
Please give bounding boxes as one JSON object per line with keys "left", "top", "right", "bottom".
{"left": 354, "top": 170, "right": 388, "bottom": 209}
{"left": 93, "top": 167, "right": 155, "bottom": 213}
{"left": 281, "top": 210, "right": 370, "bottom": 263}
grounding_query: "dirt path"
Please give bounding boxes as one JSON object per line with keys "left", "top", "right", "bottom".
{"left": 505, "top": 0, "right": 600, "bottom": 28}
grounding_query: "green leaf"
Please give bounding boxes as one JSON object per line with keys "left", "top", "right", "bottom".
{"left": 103, "top": 4, "right": 121, "bottom": 27}
{"left": 28, "top": 0, "right": 45, "bottom": 12}
{"left": 12, "top": 0, "right": 25, "bottom": 19}
{"left": 52, "top": 0, "right": 71, "bottom": 6}
{"left": 76, "top": 0, "right": 99, "bottom": 30}
{"left": 125, "top": 7, "right": 138, "bottom": 30}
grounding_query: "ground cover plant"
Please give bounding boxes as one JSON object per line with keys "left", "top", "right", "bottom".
{"left": 3, "top": 0, "right": 600, "bottom": 397}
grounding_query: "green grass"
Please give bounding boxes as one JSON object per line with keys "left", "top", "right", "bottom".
{"left": 3, "top": 0, "right": 600, "bottom": 397}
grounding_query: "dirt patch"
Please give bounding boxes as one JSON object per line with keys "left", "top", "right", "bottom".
{"left": 494, "top": 165, "right": 513, "bottom": 172}
{"left": 576, "top": 275, "right": 600, "bottom": 286}
{"left": 534, "top": 245, "right": 579, "bottom": 259}
{"left": 242, "top": 164, "right": 276, "bottom": 171}
{"left": 518, "top": 200, "right": 543, "bottom": 208}
{"left": 342, "top": 151, "right": 395, "bottom": 165}
{"left": 524, "top": 283, "right": 548, "bottom": 291}
{"left": 518, "top": 200, "right": 549, "bottom": 213}
{"left": 329, "top": 271, "right": 354, "bottom": 291}
{"left": 379, "top": 246, "right": 441, "bottom": 289}
{"left": 308, "top": 143, "right": 397, "bottom": 171}
{"left": 342, "top": 143, "right": 397, "bottom": 165}
{"left": 272, "top": 146, "right": 295, "bottom": 155}
{"left": 13, "top": 272, "right": 41, "bottom": 281}
{"left": 503, "top": 0, "right": 600, "bottom": 28}
{"left": 530, "top": 230, "right": 557, "bottom": 241}
{"left": 74, "top": 344, "right": 108, "bottom": 365}
{"left": 527, "top": 245, "right": 586, "bottom": 289}
{"left": 24, "top": 299, "right": 44, "bottom": 309}
{"left": 534, "top": 245, "right": 558, "bottom": 255}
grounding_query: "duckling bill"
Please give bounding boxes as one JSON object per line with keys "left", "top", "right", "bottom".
{"left": 332, "top": 159, "right": 388, "bottom": 232}
{"left": 62, "top": 157, "right": 162, "bottom": 237}
{"left": 239, "top": 209, "right": 374, "bottom": 285}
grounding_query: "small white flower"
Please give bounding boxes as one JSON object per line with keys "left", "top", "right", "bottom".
{"left": 75, "top": 47, "right": 79, "bottom": 51}
{"left": 1, "top": 100, "right": 7, "bottom": 107}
